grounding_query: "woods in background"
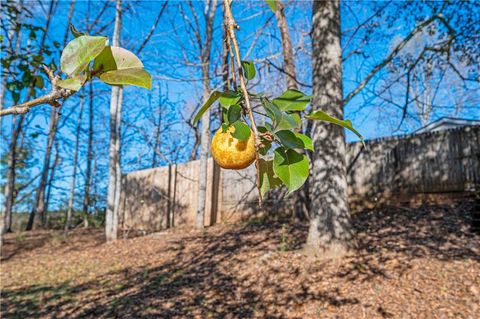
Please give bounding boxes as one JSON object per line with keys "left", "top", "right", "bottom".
{"left": 1, "top": 1, "right": 478, "bottom": 255}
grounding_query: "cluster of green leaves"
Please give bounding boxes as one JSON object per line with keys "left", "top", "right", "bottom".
{"left": 1, "top": 2, "right": 55, "bottom": 103}
{"left": 192, "top": 60, "right": 257, "bottom": 142}
{"left": 56, "top": 25, "right": 152, "bottom": 92}
{"left": 193, "top": 60, "right": 364, "bottom": 196}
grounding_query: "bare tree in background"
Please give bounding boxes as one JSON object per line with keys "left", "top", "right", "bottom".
{"left": 65, "top": 90, "right": 84, "bottom": 231}
{"left": 106, "top": 0, "right": 123, "bottom": 242}
{"left": 21, "top": 0, "right": 57, "bottom": 231}
{"left": 272, "top": 0, "right": 312, "bottom": 221}
{"left": 30, "top": 0, "right": 76, "bottom": 229}
{"left": 342, "top": 1, "right": 480, "bottom": 131}
{"left": 193, "top": 0, "right": 217, "bottom": 230}
{"left": 273, "top": 0, "right": 297, "bottom": 91}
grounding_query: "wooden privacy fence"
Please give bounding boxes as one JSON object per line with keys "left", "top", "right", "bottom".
{"left": 119, "top": 125, "right": 480, "bottom": 232}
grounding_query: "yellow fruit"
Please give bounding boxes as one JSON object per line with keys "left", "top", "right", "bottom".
{"left": 211, "top": 125, "right": 256, "bottom": 169}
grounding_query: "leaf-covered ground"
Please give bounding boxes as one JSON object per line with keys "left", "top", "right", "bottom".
{"left": 2, "top": 202, "right": 479, "bottom": 318}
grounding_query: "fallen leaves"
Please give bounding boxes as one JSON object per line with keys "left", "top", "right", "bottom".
{"left": 1, "top": 201, "right": 479, "bottom": 318}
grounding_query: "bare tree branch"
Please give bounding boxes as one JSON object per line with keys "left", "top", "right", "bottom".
{"left": 0, "top": 65, "right": 74, "bottom": 117}
{"left": 343, "top": 14, "right": 442, "bottom": 106}
{"left": 136, "top": 1, "right": 168, "bottom": 55}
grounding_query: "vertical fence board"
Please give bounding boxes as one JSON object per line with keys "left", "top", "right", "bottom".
{"left": 121, "top": 126, "right": 480, "bottom": 232}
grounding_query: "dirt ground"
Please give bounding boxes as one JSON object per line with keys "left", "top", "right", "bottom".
{"left": 1, "top": 202, "right": 479, "bottom": 318}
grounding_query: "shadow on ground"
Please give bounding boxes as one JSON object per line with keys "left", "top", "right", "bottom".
{"left": 1, "top": 201, "right": 479, "bottom": 318}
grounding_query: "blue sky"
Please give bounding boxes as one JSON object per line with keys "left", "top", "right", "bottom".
{"left": 1, "top": 0, "right": 479, "bottom": 211}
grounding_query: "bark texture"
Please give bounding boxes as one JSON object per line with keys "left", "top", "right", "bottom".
{"left": 305, "top": 0, "right": 354, "bottom": 259}
{"left": 113, "top": 88, "right": 124, "bottom": 226}
{"left": 106, "top": 0, "right": 122, "bottom": 242}
{"left": 274, "top": 0, "right": 310, "bottom": 221}
{"left": 152, "top": 87, "right": 162, "bottom": 168}
{"left": 3, "top": 116, "right": 24, "bottom": 233}
{"left": 31, "top": 107, "right": 58, "bottom": 228}
{"left": 195, "top": 0, "right": 217, "bottom": 230}
{"left": 65, "top": 92, "right": 84, "bottom": 231}
{"left": 274, "top": 0, "right": 297, "bottom": 90}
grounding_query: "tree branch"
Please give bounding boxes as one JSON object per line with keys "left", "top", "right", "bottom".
{"left": 343, "top": 14, "right": 441, "bottom": 106}
{"left": 223, "top": 0, "right": 263, "bottom": 206}
{"left": 0, "top": 65, "right": 74, "bottom": 117}
{"left": 136, "top": 1, "right": 168, "bottom": 55}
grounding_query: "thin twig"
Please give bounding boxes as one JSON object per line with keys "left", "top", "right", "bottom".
{"left": 226, "top": 32, "right": 236, "bottom": 89}
{"left": 223, "top": 0, "right": 263, "bottom": 206}
{"left": 0, "top": 65, "right": 74, "bottom": 117}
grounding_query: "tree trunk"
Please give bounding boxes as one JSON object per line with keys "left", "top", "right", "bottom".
{"left": 30, "top": 108, "right": 58, "bottom": 229}
{"left": 82, "top": 81, "right": 94, "bottom": 228}
{"left": 305, "top": 0, "right": 354, "bottom": 259}
{"left": 24, "top": 0, "right": 57, "bottom": 231}
{"left": 195, "top": 0, "right": 217, "bottom": 230}
{"left": 274, "top": 0, "right": 298, "bottom": 90}
{"left": 273, "top": 0, "right": 310, "bottom": 221}
{"left": 45, "top": 138, "right": 60, "bottom": 224}
{"left": 65, "top": 91, "right": 84, "bottom": 232}
{"left": 189, "top": 134, "right": 200, "bottom": 161}
{"left": 3, "top": 116, "right": 24, "bottom": 233}
{"left": 106, "top": 0, "right": 122, "bottom": 242}
{"left": 195, "top": 92, "right": 211, "bottom": 230}
{"left": 0, "top": 0, "right": 24, "bottom": 129}
{"left": 113, "top": 88, "right": 124, "bottom": 229}
{"left": 152, "top": 86, "right": 162, "bottom": 168}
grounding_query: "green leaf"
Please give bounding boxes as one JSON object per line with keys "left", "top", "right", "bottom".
{"left": 265, "top": 0, "right": 276, "bottom": 12}
{"left": 61, "top": 35, "right": 108, "bottom": 76}
{"left": 69, "top": 24, "right": 85, "bottom": 38}
{"left": 248, "top": 91, "right": 265, "bottom": 98}
{"left": 275, "top": 130, "right": 304, "bottom": 149}
{"left": 273, "top": 147, "right": 309, "bottom": 194}
{"left": 230, "top": 121, "right": 251, "bottom": 141}
{"left": 264, "top": 122, "right": 274, "bottom": 132}
{"left": 98, "top": 68, "right": 152, "bottom": 90}
{"left": 57, "top": 74, "right": 86, "bottom": 91}
{"left": 93, "top": 46, "right": 143, "bottom": 73}
{"left": 294, "top": 133, "right": 313, "bottom": 151}
{"left": 193, "top": 91, "right": 221, "bottom": 125}
{"left": 276, "top": 112, "right": 301, "bottom": 131}
{"left": 227, "top": 104, "right": 242, "bottom": 124}
{"left": 262, "top": 98, "right": 283, "bottom": 126}
{"left": 257, "top": 126, "right": 268, "bottom": 133}
{"left": 219, "top": 91, "right": 241, "bottom": 108}
{"left": 272, "top": 89, "right": 311, "bottom": 111}
{"left": 241, "top": 60, "right": 256, "bottom": 81}
{"left": 11, "top": 91, "right": 20, "bottom": 104}
{"left": 222, "top": 107, "right": 228, "bottom": 124}
{"left": 34, "top": 76, "right": 44, "bottom": 89}
{"left": 259, "top": 159, "right": 282, "bottom": 197}
{"left": 306, "top": 110, "right": 365, "bottom": 146}
{"left": 258, "top": 140, "right": 272, "bottom": 156}
{"left": 221, "top": 123, "right": 230, "bottom": 133}
{"left": 262, "top": 98, "right": 301, "bottom": 132}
